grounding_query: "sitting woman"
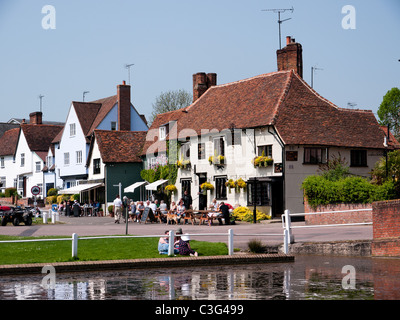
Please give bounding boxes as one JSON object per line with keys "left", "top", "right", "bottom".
{"left": 176, "top": 199, "right": 186, "bottom": 224}
{"left": 158, "top": 230, "right": 178, "bottom": 255}
{"left": 178, "top": 234, "right": 198, "bottom": 256}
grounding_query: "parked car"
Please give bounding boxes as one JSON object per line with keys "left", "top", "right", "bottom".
{"left": 0, "top": 206, "right": 33, "bottom": 226}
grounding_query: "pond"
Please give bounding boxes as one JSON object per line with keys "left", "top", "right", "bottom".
{"left": 0, "top": 255, "right": 399, "bottom": 300}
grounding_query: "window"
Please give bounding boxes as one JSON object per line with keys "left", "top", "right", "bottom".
{"left": 215, "top": 176, "right": 227, "bottom": 200}
{"left": 198, "top": 143, "right": 205, "bottom": 160}
{"left": 35, "top": 161, "right": 41, "bottom": 172}
{"left": 247, "top": 181, "right": 271, "bottom": 206}
{"left": 0, "top": 157, "right": 4, "bottom": 168}
{"left": 181, "top": 143, "right": 190, "bottom": 160}
{"left": 213, "top": 137, "right": 225, "bottom": 157}
{"left": 351, "top": 150, "right": 367, "bottom": 167}
{"left": 20, "top": 153, "right": 25, "bottom": 167}
{"left": 258, "top": 145, "right": 272, "bottom": 157}
{"left": 159, "top": 126, "right": 166, "bottom": 140}
{"left": 181, "top": 179, "right": 191, "bottom": 198}
{"left": 46, "top": 156, "right": 53, "bottom": 168}
{"left": 93, "top": 158, "right": 101, "bottom": 174}
{"left": 111, "top": 121, "right": 117, "bottom": 131}
{"left": 64, "top": 153, "right": 70, "bottom": 166}
{"left": 70, "top": 123, "right": 76, "bottom": 136}
{"left": 304, "top": 147, "right": 327, "bottom": 164}
{"left": 76, "top": 150, "right": 82, "bottom": 164}
{"left": 18, "top": 176, "right": 24, "bottom": 190}
{"left": 0, "top": 176, "right": 6, "bottom": 190}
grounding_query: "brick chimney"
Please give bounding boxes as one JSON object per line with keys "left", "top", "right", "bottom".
{"left": 193, "top": 72, "right": 217, "bottom": 102}
{"left": 277, "top": 36, "right": 303, "bottom": 78}
{"left": 29, "top": 111, "right": 43, "bottom": 125}
{"left": 117, "top": 81, "right": 131, "bottom": 131}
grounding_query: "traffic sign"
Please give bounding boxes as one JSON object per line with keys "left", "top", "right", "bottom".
{"left": 31, "top": 185, "right": 41, "bottom": 195}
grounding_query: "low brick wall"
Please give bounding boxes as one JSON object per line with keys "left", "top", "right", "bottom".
{"left": 372, "top": 199, "right": 400, "bottom": 257}
{"left": 304, "top": 201, "right": 372, "bottom": 225}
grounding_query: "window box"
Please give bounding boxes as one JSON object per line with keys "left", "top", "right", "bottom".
{"left": 252, "top": 156, "right": 273, "bottom": 168}
{"left": 209, "top": 155, "right": 225, "bottom": 165}
{"left": 176, "top": 159, "right": 191, "bottom": 169}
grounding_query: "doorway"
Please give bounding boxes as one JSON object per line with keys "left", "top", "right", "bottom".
{"left": 198, "top": 173, "right": 207, "bottom": 210}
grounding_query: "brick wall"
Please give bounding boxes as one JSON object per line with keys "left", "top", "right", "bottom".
{"left": 304, "top": 200, "right": 372, "bottom": 225}
{"left": 372, "top": 199, "right": 400, "bottom": 257}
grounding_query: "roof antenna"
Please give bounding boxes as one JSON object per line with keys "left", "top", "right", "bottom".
{"left": 38, "top": 94, "right": 44, "bottom": 112}
{"left": 83, "top": 91, "right": 89, "bottom": 102}
{"left": 262, "top": 7, "right": 294, "bottom": 49}
{"left": 125, "top": 63, "right": 134, "bottom": 85}
{"left": 311, "top": 66, "right": 323, "bottom": 88}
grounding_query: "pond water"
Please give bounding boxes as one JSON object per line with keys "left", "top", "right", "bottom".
{"left": 0, "top": 255, "right": 399, "bottom": 300}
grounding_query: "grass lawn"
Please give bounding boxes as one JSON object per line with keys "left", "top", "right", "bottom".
{"left": 0, "top": 235, "right": 228, "bottom": 265}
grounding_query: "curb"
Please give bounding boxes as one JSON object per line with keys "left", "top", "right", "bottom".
{"left": 0, "top": 253, "right": 294, "bottom": 276}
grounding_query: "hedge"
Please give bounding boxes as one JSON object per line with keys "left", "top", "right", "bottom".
{"left": 302, "top": 175, "right": 396, "bottom": 208}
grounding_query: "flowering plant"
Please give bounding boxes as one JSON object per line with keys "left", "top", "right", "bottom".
{"left": 200, "top": 182, "right": 214, "bottom": 194}
{"left": 165, "top": 184, "right": 177, "bottom": 197}
{"left": 252, "top": 155, "right": 273, "bottom": 168}
{"left": 209, "top": 155, "right": 225, "bottom": 165}
{"left": 176, "top": 159, "right": 191, "bottom": 169}
{"left": 232, "top": 206, "right": 271, "bottom": 222}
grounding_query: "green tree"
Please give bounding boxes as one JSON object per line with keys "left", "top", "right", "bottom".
{"left": 149, "top": 89, "right": 192, "bottom": 125}
{"left": 377, "top": 87, "right": 400, "bottom": 139}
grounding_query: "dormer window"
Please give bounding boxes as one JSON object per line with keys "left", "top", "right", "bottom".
{"left": 70, "top": 123, "right": 76, "bottom": 137}
{"left": 111, "top": 121, "right": 117, "bottom": 131}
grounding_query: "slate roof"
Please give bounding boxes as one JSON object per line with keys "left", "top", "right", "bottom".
{"left": 21, "top": 124, "right": 64, "bottom": 153}
{"left": 152, "top": 70, "right": 391, "bottom": 150}
{"left": 92, "top": 130, "right": 147, "bottom": 163}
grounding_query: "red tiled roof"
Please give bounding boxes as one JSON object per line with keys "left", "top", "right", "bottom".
{"left": 93, "top": 130, "right": 147, "bottom": 163}
{"left": 151, "top": 70, "right": 388, "bottom": 150}
{"left": 0, "top": 127, "right": 20, "bottom": 156}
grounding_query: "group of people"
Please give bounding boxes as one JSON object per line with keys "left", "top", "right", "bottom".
{"left": 58, "top": 199, "right": 102, "bottom": 217}
{"left": 158, "top": 228, "right": 198, "bottom": 256}
{"left": 112, "top": 190, "right": 235, "bottom": 226}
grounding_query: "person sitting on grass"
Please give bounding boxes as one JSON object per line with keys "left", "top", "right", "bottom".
{"left": 158, "top": 230, "right": 178, "bottom": 255}
{"left": 178, "top": 234, "right": 198, "bottom": 256}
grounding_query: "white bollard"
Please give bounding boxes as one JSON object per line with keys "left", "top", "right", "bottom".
{"left": 55, "top": 212, "right": 59, "bottom": 222}
{"left": 228, "top": 229, "right": 234, "bottom": 256}
{"left": 168, "top": 230, "right": 175, "bottom": 256}
{"left": 51, "top": 210, "right": 55, "bottom": 224}
{"left": 284, "top": 209, "right": 294, "bottom": 244}
{"left": 72, "top": 233, "right": 78, "bottom": 258}
{"left": 43, "top": 211, "right": 48, "bottom": 224}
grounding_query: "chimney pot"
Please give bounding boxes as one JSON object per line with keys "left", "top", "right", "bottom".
{"left": 286, "top": 36, "right": 291, "bottom": 45}
{"left": 123, "top": 80, "right": 126, "bottom": 85}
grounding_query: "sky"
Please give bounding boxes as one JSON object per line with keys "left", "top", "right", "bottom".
{"left": 0, "top": 0, "right": 399, "bottom": 124}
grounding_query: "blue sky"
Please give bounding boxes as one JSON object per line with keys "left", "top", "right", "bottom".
{"left": 0, "top": 0, "right": 399, "bottom": 124}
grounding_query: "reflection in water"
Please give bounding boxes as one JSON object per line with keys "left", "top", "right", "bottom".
{"left": 0, "top": 255, "right": 398, "bottom": 300}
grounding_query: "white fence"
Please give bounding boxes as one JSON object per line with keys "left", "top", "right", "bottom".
{"left": 281, "top": 208, "right": 373, "bottom": 249}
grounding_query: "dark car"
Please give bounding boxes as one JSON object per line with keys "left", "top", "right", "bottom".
{"left": 0, "top": 205, "right": 33, "bottom": 226}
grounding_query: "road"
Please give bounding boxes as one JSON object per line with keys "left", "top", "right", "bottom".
{"left": 0, "top": 215, "right": 373, "bottom": 250}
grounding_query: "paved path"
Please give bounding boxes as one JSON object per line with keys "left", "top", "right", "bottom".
{"left": 0, "top": 215, "right": 373, "bottom": 250}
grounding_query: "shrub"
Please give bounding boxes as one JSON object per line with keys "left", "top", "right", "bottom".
{"left": 5, "top": 188, "right": 17, "bottom": 197}
{"left": 47, "top": 188, "right": 58, "bottom": 196}
{"left": 247, "top": 239, "right": 265, "bottom": 253}
{"left": 232, "top": 206, "right": 271, "bottom": 222}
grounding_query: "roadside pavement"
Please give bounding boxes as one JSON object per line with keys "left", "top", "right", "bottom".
{"left": 0, "top": 214, "right": 373, "bottom": 251}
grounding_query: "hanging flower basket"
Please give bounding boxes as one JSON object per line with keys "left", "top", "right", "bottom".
{"left": 209, "top": 155, "right": 225, "bottom": 165}
{"left": 165, "top": 184, "right": 177, "bottom": 197}
{"left": 200, "top": 182, "right": 214, "bottom": 195}
{"left": 176, "top": 159, "right": 191, "bottom": 169}
{"left": 252, "top": 156, "right": 273, "bottom": 168}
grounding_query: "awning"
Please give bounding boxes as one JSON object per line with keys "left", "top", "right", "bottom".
{"left": 124, "top": 181, "right": 148, "bottom": 193}
{"left": 58, "top": 183, "right": 103, "bottom": 194}
{"left": 145, "top": 179, "right": 168, "bottom": 191}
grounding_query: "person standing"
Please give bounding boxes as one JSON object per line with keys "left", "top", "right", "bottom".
{"left": 113, "top": 195, "right": 123, "bottom": 224}
{"left": 183, "top": 190, "right": 192, "bottom": 210}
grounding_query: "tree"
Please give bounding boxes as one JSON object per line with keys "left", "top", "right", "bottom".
{"left": 377, "top": 87, "right": 400, "bottom": 139}
{"left": 149, "top": 89, "right": 192, "bottom": 125}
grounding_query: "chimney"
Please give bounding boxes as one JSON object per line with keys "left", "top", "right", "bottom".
{"left": 277, "top": 36, "right": 303, "bottom": 78}
{"left": 117, "top": 80, "right": 131, "bottom": 131}
{"left": 193, "top": 72, "right": 217, "bottom": 102}
{"left": 29, "top": 111, "right": 43, "bottom": 125}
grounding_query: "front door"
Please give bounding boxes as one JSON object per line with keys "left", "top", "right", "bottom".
{"left": 198, "top": 173, "right": 207, "bottom": 210}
